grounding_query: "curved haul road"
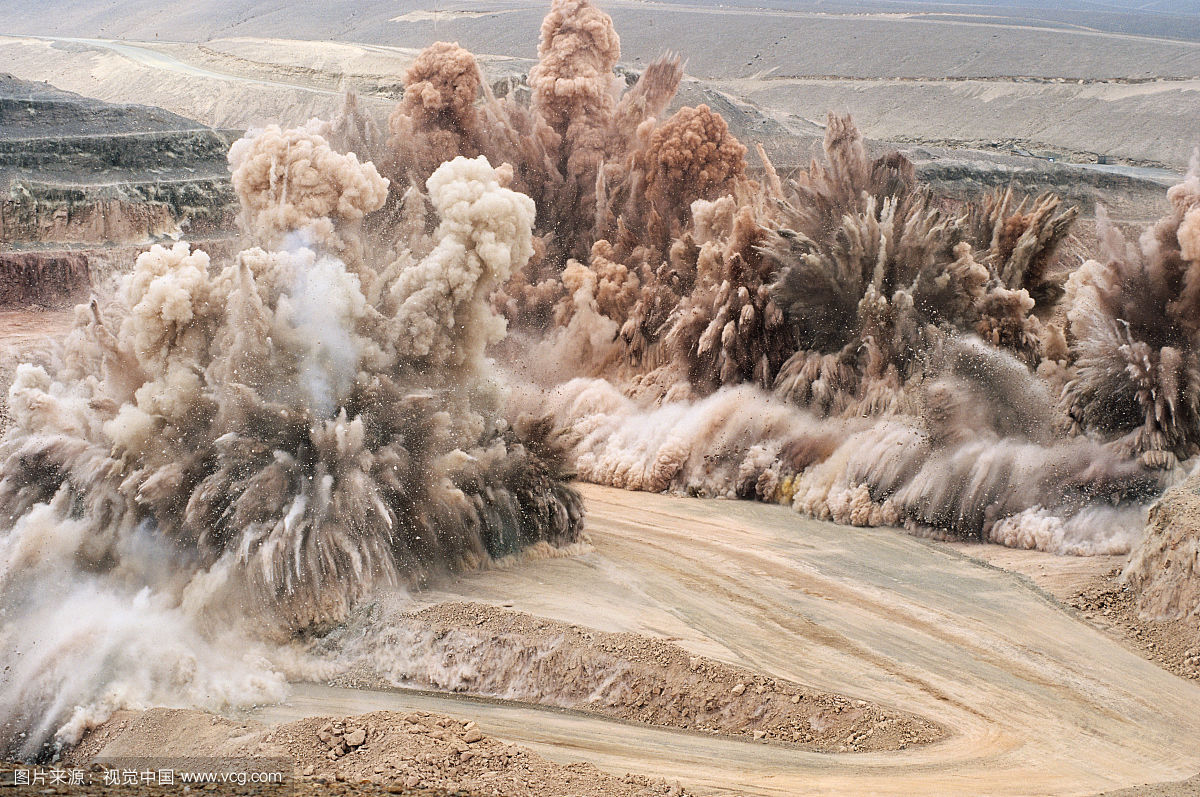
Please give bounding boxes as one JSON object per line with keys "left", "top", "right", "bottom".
{"left": 254, "top": 484, "right": 1200, "bottom": 796}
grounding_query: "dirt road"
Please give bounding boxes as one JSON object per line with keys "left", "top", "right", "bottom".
{"left": 244, "top": 484, "right": 1200, "bottom": 795}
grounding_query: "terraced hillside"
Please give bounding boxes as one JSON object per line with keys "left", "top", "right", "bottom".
{"left": 0, "top": 73, "right": 237, "bottom": 259}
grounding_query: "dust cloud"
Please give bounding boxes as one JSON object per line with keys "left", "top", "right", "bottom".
{"left": 0, "top": 132, "right": 580, "bottom": 756}
{"left": 2, "top": 0, "right": 1197, "bottom": 760}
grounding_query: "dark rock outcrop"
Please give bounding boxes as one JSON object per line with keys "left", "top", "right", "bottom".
{"left": 0, "top": 251, "right": 90, "bottom": 307}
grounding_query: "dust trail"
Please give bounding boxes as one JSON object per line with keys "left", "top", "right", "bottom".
{"left": 522, "top": 340, "right": 1154, "bottom": 554}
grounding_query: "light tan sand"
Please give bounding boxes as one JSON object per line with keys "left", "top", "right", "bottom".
{"left": 222, "top": 485, "right": 1200, "bottom": 796}
{"left": 1, "top": 23, "right": 1195, "bottom": 170}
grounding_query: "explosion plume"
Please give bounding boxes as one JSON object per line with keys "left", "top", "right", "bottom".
{"left": 0, "top": 128, "right": 581, "bottom": 756}
{"left": 378, "top": 0, "right": 689, "bottom": 321}
{"left": 498, "top": 71, "right": 1157, "bottom": 558}
{"left": 1060, "top": 161, "right": 1200, "bottom": 466}
{"left": 764, "top": 116, "right": 1076, "bottom": 416}
{"left": 529, "top": 0, "right": 621, "bottom": 217}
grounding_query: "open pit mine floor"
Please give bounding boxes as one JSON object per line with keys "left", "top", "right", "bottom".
{"left": 70, "top": 484, "right": 1199, "bottom": 797}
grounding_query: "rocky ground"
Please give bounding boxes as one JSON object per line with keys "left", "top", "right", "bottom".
{"left": 1070, "top": 571, "right": 1200, "bottom": 683}
{"left": 48, "top": 708, "right": 693, "bottom": 797}
{"left": 325, "top": 602, "right": 942, "bottom": 753}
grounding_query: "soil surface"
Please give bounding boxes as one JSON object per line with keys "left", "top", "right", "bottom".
{"left": 230, "top": 485, "right": 1200, "bottom": 796}
{"left": 946, "top": 541, "right": 1200, "bottom": 682}
{"left": 1069, "top": 571, "right": 1200, "bottom": 682}
{"left": 2, "top": 308, "right": 1200, "bottom": 795}
{"left": 326, "top": 601, "right": 941, "bottom": 752}
{"left": 59, "top": 708, "right": 691, "bottom": 797}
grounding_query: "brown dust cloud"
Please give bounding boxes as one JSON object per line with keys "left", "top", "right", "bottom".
{"left": 2, "top": 0, "right": 1198, "bottom": 761}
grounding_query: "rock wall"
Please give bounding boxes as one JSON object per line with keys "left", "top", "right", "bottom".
{"left": 1, "top": 178, "right": 236, "bottom": 248}
{"left": 1125, "top": 472, "right": 1200, "bottom": 621}
{"left": 0, "top": 251, "right": 90, "bottom": 307}
{"left": 1, "top": 74, "right": 240, "bottom": 250}
{"left": 2, "top": 195, "right": 176, "bottom": 247}
{"left": 0, "top": 128, "right": 234, "bottom": 171}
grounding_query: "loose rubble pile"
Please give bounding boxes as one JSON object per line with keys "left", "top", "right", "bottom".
{"left": 323, "top": 601, "right": 943, "bottom": 752}
{"left": 318, "top": 720, "right": 370, "bottom": 760}
{"left": 289, "top": 711, "right": 692, "bottom": 797}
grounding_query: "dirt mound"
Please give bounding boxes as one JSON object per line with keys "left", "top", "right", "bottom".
{"left": 1095, "top": 771, "right": 1200, "bottom": 797}
{"left": 328, "top": 601, "right": 942, "bottom": 752}
{"left": 66, "top": 707, "right": 692, "bottom": 797}
{"left": 1070, "top": 570, "right": 1200, "bottom": 682}
{"left": 1124, "top": 472, "right": 1200, "bottom": 622}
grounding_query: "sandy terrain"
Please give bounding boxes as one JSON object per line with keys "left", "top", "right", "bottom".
{"left": 0, "top": 31, "right": 1182, "bottom": 235}
{"left": 946, "top": 541, "right": 1200, "bottom": 680}
{"left": 0, "top": 0, "right": 1197, "bottom": 170}
{"left": 0, "top": 36, "right": 381, "bottom": 132}
{"left": 721, "top": 75, "right": 1200, "bottom": 170}
{"left": 1, "top": 303, "right": 1198, "bottom": 794}
{"left": 943, "top": 540, "right": 1125, "bottom": 603}
{"left": 35, "top": 483, "right": 1198, "bottom": 796}
{"left": 1, "top": 1, "right": 1198, "bottom": 79}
